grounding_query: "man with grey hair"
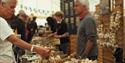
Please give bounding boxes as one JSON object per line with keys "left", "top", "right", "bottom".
{"left": 74, "top": 0, "right": 98, "bottom": 60}
{"left": 0, "top": 0, "right": 50, "bottom": 63}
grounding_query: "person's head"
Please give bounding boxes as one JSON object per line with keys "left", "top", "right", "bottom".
{"left": 32, "top": 16, "right": 37, "bottom": 21}
{"left": 74, "top": 0, "right": 89, "bottom": 17}
{"left": 46, "top": 16, "right": 54, "bottom": 26}
{"left": 46, "top": 17, "right": 53, "bottom": 22}
{"left": 18, "top": 10, "right": 27, "bottom": 18}
{"left": 18, "top": 10, "right": 28, "bottom": 23}
{"left": 54, "top": 11, "right": 64, "bottom": 23}
{"left": 1, "top": 0, "right": 17, "bottom": 19}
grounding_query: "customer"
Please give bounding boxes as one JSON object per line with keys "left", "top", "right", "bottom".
{"left": 51, "top": 11, "right": 70, "bottom": 54}
{"left": 74, "top": 0, "right": 98, "bottom": 60}
{"left": 27, "top": 16, "right": 38, "bottom": 42}
{"left": 46, "top": 16, "right": 57, "bottom": 33}
{"left": 10, "top": 10, "right": 31, "bottom": 63}
{"left": 0, "top": 0, "right": 50, "bottom": 63}
{"left": 12, "top": 10, "right": 29, "bottom": 42}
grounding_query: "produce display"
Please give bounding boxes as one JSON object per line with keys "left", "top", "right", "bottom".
{"left": 20, "top": 36, "right": 97, "bottom": 63}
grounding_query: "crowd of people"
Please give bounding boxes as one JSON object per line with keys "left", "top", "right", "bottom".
{"left": 10, "top": 10, "right": 37, "bottom": 43}
{"left": 0, "top": 0, "right": 99, "bottom": 63}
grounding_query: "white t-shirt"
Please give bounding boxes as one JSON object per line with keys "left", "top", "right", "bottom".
{"left": 0, "top": 17, "right": 16, "bottom": 63}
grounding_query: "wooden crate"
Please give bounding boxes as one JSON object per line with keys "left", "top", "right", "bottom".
{"left": 98, "top": 45, "right": 115, "bottom": 63}
{"left": 98, "top": 45, "right": 103, "bottom": 63}
{"left": 69, "top": 35, "right": 77, "bottom": 54}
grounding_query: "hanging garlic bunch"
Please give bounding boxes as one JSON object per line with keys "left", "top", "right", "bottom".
{"left": 110, "top": 14, "right": 115, "bottom": 30}
{"left": 97, "top": 24, "right": 104, "bottom": 38}
{"left": 104, "top": 32, "right": 116, "bottom": 47}
{"left": 114, "top": 11, "right": 121, "bottom": 30}
{"left": 109, "top": 32, "right": 116, "bottom": 46}
{"left": 105, "top": 11, "right": 122, "bottom": 48}
{"left": 110, "top": 11, "right": 121, "bottom": 31}
{"left": 97, "top": 24, "right": 105, "bottom": 45}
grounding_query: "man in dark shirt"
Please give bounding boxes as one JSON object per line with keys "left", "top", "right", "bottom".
{"left": 27, "top": 16, "right": 37, "bottom": 42}
{"left": 10, "top": 10, "right": 29, "bottom": 42}
{"left": 52, "top": 11, "right": 70, "bottom": 54}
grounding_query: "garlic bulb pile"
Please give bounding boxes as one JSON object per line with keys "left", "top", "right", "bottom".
{"left": 96, "top": 11, "right": 121, "bottom": 48}
{"left": 64, "top": 58, "right": 97, "bottom": 63}
{"left": 110, "top": 12, "right": 121, "bottom": 31}
{"left": 81, "top": 58, "right": 97, "bottom": 63}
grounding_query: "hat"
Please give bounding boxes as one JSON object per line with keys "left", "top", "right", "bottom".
{"left": 19, "top": 10, "right": 26, "bottom": 15}
{"left": 19, "top": 10, "right": 27, "bottom": 17}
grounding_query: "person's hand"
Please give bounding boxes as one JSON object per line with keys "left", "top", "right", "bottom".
{"left": 70, "top": 52, "right": 76, "bottom": 57}
{"left": 54, "top": 35, "right": 61, "bottom": 39}
{"left": 34, "top": 46, "right": 50, "bottom": 58}
{"left": 46, "top": 32, "right": 57, "bottom": 38}
{"left": 53, "top": 32, "right": 57, "bottom": 35}
{"left": 47, "top": 34, "right": 54, "bottom": 38}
